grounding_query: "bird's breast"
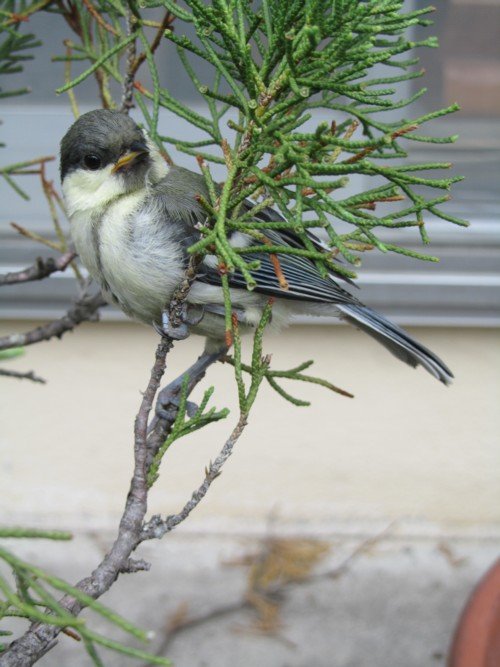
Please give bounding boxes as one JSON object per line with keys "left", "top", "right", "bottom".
{"left": 70, "top": 192, "right": 186, "bottom": 323}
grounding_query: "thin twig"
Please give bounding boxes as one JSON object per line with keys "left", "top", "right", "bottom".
{"left": 120, "top": 9, "right": 138, "bottom": 113}
{"left": 0, "top": 156, "right": 55, "bottom": 173}
{"left": 10, "top": 222, "right": 60, "bottom": 252}
{"left": 64, "top": 41, "right": 80, "bottom": 118}
{"left": 38, "top": 165, "right": 84, "bottom": 284}
{"left": 1, "top": 0, "right": 53, "bottom": 27}
{"left": 0, "top": 336, "right": 171, "bottom": 667}
{"left": 0, "top": 292, "right": 106, "bottom": 352}
{"left": 121, "top": 11, "right": 174, "bottom": 113}
{"left": 0, "top": 369, "right": 46, "bottom": 384}
{"left": 0, "top": 252, "right": 76, "bottom": 287}
{"left": 81, "top": 0, "right": 118, "bottom": 36}
{"left": 141, "top": 412, "right": 248, "bottom": 541}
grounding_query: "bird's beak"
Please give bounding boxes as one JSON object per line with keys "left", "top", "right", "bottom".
{"left": 112, "top": 142, "right": 149, "bottom": 173}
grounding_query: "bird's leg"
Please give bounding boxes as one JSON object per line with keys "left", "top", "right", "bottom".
{"left": 156, "top": 303, "right": 205, "bottom": 340}
{"left": 151, "top": 345, "right": 228, "bottom": 427}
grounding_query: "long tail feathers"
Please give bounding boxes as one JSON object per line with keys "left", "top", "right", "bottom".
{"left": 337, "top": 303, "right": 454, "bottom": 385}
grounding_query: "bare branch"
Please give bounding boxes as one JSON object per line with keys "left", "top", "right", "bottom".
{"left": 120, "top": 558, "right": 152, "bottom": 574}
{"left": 0, "top": 334, "right": 170, "bottom": 666}
{"left": 141, "top": 412, "right": 248, "bottom": 541}
{"left": 0, "top": 292, "right": 106, "bottom": 352}
{"left": 81, "top": 0, "right": 119, "bottom": 36}
{"left": 0, "top": 252, "right": 76, "bottom": 287}
{"left": 120, "top": 9, "right": 138, "bottom": 114}
{"left": 120, "top": 11, "right": 174, "bottom": 113}
{"left": 0, "top": 368, "right": 46, "bottom": 384}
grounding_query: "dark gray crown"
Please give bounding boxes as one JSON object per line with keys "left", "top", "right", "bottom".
{"left": 60, "top": 109, "right": 145, "bottom": 180}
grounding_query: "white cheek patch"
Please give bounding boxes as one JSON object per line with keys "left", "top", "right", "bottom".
{"left": 62, "top": 166, "right": 127, "bottom": 216}
{"left": 63, "top": 132, "right": 169, "bottom": 217}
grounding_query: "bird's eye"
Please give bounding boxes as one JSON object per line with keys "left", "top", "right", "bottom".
{"left": 83, "top": 154, "right": 102, "bottom": 170}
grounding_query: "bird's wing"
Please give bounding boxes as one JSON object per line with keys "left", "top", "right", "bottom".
{"left": 155, "top": 166, "right": 359, "bottom": 306}
{"left": 151, "top": 166, "right": 210, "bottom": 254}
{"left": 244, "top": 204, "right": 357, "bottom": 285}
{"left": 197, "top": 225, "right": 358, "bottom": 305}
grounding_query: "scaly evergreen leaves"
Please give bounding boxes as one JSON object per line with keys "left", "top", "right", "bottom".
{"left": 0, "top": 543, "right": 170, "bottom": 664}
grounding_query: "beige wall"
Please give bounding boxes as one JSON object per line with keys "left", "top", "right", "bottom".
{"left": 1, "top": 321, "right": 499, "bottom": 532}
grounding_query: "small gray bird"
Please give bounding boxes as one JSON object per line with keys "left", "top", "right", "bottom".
{"left": 60, "top": 109, "right": 453, "bottom": 384}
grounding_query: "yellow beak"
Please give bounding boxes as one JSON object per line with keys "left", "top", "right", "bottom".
{"left": 112, "top": 150, "right": 145, "bottom": 173}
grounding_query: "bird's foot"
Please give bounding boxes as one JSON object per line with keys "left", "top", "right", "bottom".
{"left": 155, "top": 378, "right": 199, "bottom": 421}
{"left": 151, "top": 346, "right": 227, "bottom": 427}
{"left": 154, "top": 304, "right": 205, "bottom": 340}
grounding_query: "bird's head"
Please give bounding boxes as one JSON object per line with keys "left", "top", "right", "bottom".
{"left": 60, "top": 109, "right": 168, "bottom": 215}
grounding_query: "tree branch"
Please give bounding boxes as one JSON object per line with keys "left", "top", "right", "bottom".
{"left": 0, "top": 368, "right": 46, "bottom": 384}
{"left": 120, "top": 9, "right": 138, "bottom": 114}
{"left": 0, "top": 292, "right": 106, "bottom": 353}
{"left": 0, "top": 251, "right": 76, "bottom": 287}
{"left": 141, "top": 412, "right": 248, "bottom": 541}
{"left": 121, "top": 11, "right": 174, "bottom": 114}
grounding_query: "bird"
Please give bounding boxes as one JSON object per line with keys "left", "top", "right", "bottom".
{"left": 60, "top": 108, "right": 453, "bottom": 385}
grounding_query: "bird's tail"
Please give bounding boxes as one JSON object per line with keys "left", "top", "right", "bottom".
{"left": 336, "top": 303, "right": 453, "bottom": 385}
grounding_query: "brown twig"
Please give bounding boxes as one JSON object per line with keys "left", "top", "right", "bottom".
{"left": 81, "top": 0, "right": 118, "bottom": 36}
{"left": 94, "top": 65, "right": 112, "bottom": 109}
{"left": 1, "top": 156, "right": 55, "bottom": 173}
{"left": 0, "top": 251, "right": 76, "bottom": 286}
{"left": 121, "top": 11, "right": 174, "bottom": 113}
{"left": 344, "top": 124, "right": 418, "bottom": 165}
{"left": 1, "top": 0, "right": 53, "bottom": 27}
{"left": 260, "top": 236, "right": 289, "bottom": 290}
{"left": 38, "top": 164, "right": 84, "bottom": 284}
{"left": 63, "top": 41, "right": 80, "bottom": 119}
{"left": 10, "top": 222, "right": 60, "bottom": 252}
{"left": 57, "top": 4, "right": 112, "bottom": 109}
{"left": 0, "top": 291, "right": 106, "bottom": 353}
{"left": 61, "top": 628, "right": 81, "bottom": 642}
{"left": 141, "top": 412, "right": 248, "bottom": 541}
{"left": 0, "top": 369, "right": 46, "bottom": 384}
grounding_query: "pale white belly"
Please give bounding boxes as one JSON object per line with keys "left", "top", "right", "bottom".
{"left": 71, "top": 193, "right": 185, "bottom": 324}
{"left": 69, "top": 192, "right": 305, "bottom": 338}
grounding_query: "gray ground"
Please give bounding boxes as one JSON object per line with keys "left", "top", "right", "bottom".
{"left": 2, "top": 528, "right": 498, "bottom": 667}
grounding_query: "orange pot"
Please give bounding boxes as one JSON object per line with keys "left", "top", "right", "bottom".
{"left": 448, "top": 558, "right": 500, "bottom": 667}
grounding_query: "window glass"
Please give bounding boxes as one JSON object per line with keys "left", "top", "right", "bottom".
{"left": 412, "top": 0, "right": 500, "bottom": 219}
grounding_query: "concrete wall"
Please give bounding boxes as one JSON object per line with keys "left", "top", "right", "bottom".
{"left": 2, "top": 321, "right": 498, "bottom": 532}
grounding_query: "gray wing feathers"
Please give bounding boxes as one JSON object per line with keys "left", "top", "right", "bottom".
{"left": 152, "top": 166, "right": 209, "bottom": 255}
{"left": 200, "top": 226, "right": 358, "bottom": 305}
{"left": 217, "top": 231, "right": 357, "bottom": 304}
{"left": 154, "top": 167, "right": 453, "bottom": 384}
{"left": 337, "top": 303, "right": 454, "bottom": 385}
